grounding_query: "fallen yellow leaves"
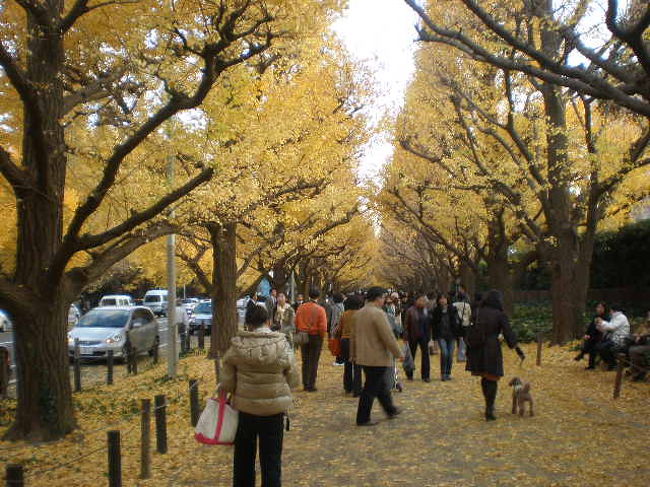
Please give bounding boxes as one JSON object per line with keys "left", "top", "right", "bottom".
{"left": 0, "top": 343, "right": 648, "bottom": 485}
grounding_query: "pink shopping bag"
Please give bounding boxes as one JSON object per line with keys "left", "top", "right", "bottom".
{"left": 194, "top": 392, "right": 239, "bottom": 445}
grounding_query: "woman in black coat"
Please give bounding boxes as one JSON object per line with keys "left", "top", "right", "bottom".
{"left": 431, "top": 294, "right": 462, "bottom": 381}
{"left": 466, "top": 290, "right": 525, "bottom": 421}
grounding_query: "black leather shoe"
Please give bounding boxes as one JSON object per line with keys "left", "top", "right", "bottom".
{"left": 423, "top": 377, "right": 431, "bottom": 383}
{"left": 387, "top": 408, "right": 402, "bottom": 419}
{"left": 357, "top": 421, "right": 379, "bottom": 427}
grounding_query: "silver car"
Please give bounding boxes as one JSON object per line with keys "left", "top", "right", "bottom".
{"left": 68, "top": 306, "right": 159, "bottom": 360}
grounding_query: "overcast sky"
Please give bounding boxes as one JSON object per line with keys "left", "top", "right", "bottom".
{"left": 332, "top": 0, "right": 420, "bottom": 182}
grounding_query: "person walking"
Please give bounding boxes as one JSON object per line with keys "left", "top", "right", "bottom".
{"left": 403, "top": 294, "right": 432, "bottom": 382}
{"left": 431, "top": 294, "right": 462, "bottom": 381}
{"left": 292, "top": 293, "right": 304, "bottom": 311}
{"left": 330, "top": 293, "right": 346, "bottom": 365}
{"left": 295, "top": 288, "right": 328, "bottom": 392}
{"left": 351, "top": 287, "right": 404, "bottom": 426}
{"left": 466, "top": 289, "right": 525, "bottom": 421}
{"left": 220, "top": 305, "right": 300, "bottom": 487}
{"left": 452, "top": 286, "right": 471, "bottom": 362}
{"left": 338, "top": 294, "right": 363, "bottom": 396}
{"left": 273, "top": 292, "right": 296, "bottom": 346}
{"left": 265, "top": 289, "right": 278, "bottom": 323}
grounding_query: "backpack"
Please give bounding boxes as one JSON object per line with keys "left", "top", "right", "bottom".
{"left": 464, "top": 309, "right": 485, "bottom": 349}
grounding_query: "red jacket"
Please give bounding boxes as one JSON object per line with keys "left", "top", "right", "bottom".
{"left": 295, "top": 301, "right": 327, "bottom": 337}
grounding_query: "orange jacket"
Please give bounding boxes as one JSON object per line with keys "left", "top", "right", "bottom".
{"left": 295, "top": 301, "right": 327, "bottom": 337}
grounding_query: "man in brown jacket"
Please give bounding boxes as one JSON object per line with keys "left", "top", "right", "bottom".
{"left": 351, "top": 287, "right": 404, "bottom": 426}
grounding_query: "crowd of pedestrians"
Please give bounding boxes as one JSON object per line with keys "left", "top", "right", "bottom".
{"left": 223, "top": 285, "right": 526, "bottom": 486}
{"left": 221, "top": 285, "right": 648, "bottom": 486}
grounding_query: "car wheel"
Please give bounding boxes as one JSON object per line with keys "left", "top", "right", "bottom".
{"left": 148, "top": 336, "right": 160, "bottom": 356}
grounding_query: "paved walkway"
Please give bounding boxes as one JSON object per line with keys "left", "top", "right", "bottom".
{"left": 168, "top": 343, "right": 650, "bottom": 486}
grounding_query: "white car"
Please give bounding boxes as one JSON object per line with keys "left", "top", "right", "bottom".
{"left": 99, "top": 295, "right": 134, "bottom": 307}
{"left": 143, "top": 289, "right": 168, "bottom": 317}
{"left": 0, "top": 310, "right": 11, "bottom": 332}
{"left": 189, "top": 301, "right": 212, "bottom": 336}
{"left": 68, "top": 306, "right": 159, "bottom": 360}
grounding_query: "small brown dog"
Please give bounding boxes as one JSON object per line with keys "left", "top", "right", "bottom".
{"left": 508, "top": 377, "right": 534, "bottom": 417}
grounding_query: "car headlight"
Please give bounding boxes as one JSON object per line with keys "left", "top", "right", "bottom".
{"left": 67, "top": 333, "right": 74, "bottom": 344}
{"left": 105, "top": 333, "right": 123, "bottom": 345}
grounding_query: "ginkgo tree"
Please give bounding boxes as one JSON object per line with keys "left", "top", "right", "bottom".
{"left": 389, "top": 2, "right": 649, "bottom": 341}
{"left": 0, "top": 0, "right": 342, "bottom": 441}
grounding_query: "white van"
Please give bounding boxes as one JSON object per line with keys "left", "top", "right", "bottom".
{"left": 99, "top": 295, "right": 134, "bottom": 307}
{"left": 143, "top": 289, "right": 168, "bottom": 317}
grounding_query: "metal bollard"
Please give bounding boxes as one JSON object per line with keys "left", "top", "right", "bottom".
{"left": 0, "top": 347, "right": 9, "bottom": 398}
{"left": 189, "top": 379, "right": 200, "bottom": 427}
{"left": 198, "top": 323, "right": 205, "bottom": 350}
{"left": 613, "top": 354, "right": 625, "bottom": 399}
{"left": 140, "top": 399, "right": 151, "bottom": 479}
{"left": 5, "top": 464, "right": 24, "bottom": 486}
{"left": 107, "top": 350, "right": 114, "bottom": 385}
{"left": 154, "top": 394, "right": 168, "bottom": 454}
{"left": 107, "top": 430, "right": 122, "bottom": 487}
{"left": 74, "top": 338, "right": 82, "bottom": 392}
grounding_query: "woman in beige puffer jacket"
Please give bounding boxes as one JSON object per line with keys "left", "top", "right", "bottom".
{"left": 220, "top": 304, "right": 299, "bottom": 487}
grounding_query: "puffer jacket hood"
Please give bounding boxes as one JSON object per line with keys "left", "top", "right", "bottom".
{"left": 220, "top": 330, "right": 300, "bottom": 416}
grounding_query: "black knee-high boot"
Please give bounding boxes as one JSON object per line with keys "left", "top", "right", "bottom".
{"left": 482, "top": 378, "right": 497, "bottom": 421}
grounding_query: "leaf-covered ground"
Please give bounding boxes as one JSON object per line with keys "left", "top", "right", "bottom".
{"left": 1, "top": 343, "right": 649, "bottom": 486}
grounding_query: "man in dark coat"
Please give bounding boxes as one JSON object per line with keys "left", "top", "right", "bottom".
{"left": 466, "top": 290, "right": 525, "bottom": 420}
{"left": 403, "top": 294, "right": 432, "bottom": 382}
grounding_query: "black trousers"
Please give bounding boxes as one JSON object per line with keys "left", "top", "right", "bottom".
{"left": 233, "top": 412, "right": 284, "bottom": 487}
{"left": 340, "top": 338, "right": 362, "bottom": 395}
{"left": 408, "top": 336, "right": 430, "bottom": 379}
{"left": 581, "top": 337, "right": 601, "bottom": 367}
{"left": 300, "top": 335, "right": 323, "bottom": 390}
{"left": 356, "top": 365, "right": 397, "bottom": 425}
{"left": 595, "top": 339, "right": 622, "bottom": 367}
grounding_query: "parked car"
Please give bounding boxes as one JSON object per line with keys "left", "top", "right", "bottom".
{"left": 143, "top": 289, "right": 168, "bottom": 317}
{"left": 189, "top": 301, "right": 212, "bottom": 336}
{"left": 68, "top": 306, "right": 159, "bottom": 360}
{"left": 99, "top": 295, "right": 134, "bottom": 307}
{"left": 0, "top": 310, "right": 11, "bottom": 333}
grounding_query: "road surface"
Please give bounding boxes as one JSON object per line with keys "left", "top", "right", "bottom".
{"left": 1, "top": 317, "right": 179, "bottom": 388}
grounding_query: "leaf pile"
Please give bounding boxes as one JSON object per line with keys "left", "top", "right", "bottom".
{"left": 1, "top": 343, "right": 649, "bottom": 485}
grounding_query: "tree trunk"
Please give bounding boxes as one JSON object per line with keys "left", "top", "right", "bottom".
{"left": 458, "top": 261, "right": 477, "bottom": 299}
{"left": 486, "top": 248, "right": 512, "bottom": 315}
{"left": 271, "top": 261, "right": 289, "bottom": 293}
{"left": 8, "top": 302, "right": 75, "bottom": 441}
{"left": 549, "top": 240, "right": 578, "bottom": 344}
{"left": 6, "top": 2, "right": 76, "bottom": 440}
{"left": 208, "top": 222, "right": 239, "bottom": 359}
{"left": 541, "top": 78, "right": 576, "bottom": 344}
{"left": 485, "top": 213, "right": 513, "bottom": 315}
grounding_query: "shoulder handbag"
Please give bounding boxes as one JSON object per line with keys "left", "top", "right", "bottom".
{"left": 195, "top": 391, "right": 239, "bottom": 446}
{"left": 294, "top": 304, "right": 318, "bottom": 346}
{"left": 465, "top": 309, "right": 485, "bottom": 349}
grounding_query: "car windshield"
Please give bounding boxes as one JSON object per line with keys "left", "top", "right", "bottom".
{"left": 77, "top": 309, "right": 130, "bottom": 328}
{"left": 144, "top": 295, "right": 162, "bottom": 303}
{"left": 194, "top": 302, "right": 212, "bottom": 314}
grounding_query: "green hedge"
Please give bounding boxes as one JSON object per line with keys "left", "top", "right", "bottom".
{"left": 510, "top": 303, "right": 553, "bottom": 342}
